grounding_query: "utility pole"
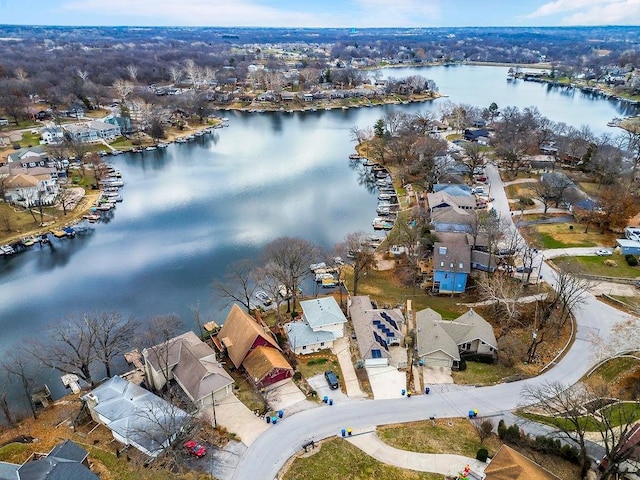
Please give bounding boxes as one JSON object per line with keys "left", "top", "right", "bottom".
{"left": 211, "top": 392, "right": 217, "bottom": 428}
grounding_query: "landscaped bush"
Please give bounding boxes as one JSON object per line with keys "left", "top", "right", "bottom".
{"left": 476, "top": 447, "right": 489, "bottom": 462}
{"left": 625, "top": 254, "right": 638, "bottom": 266}
{"left": 604, "top": 259, "right": 618, "bottom": 267}
{"left": 497, "top": 419, "right": 507, "bottom": 440}
{"left": 518, "top": 196, "right": 534, "bottom": 206}
{"left": 457, "top": 359, "right": 467, "bottom": 371}
{"left": 307, "top": 358, "right": 328, "bottom": 366}
{"left": 461, "top": 353, "right": 495, "bottom": 364}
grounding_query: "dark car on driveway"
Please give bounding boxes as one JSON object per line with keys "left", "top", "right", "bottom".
{"left": 324, "top": 370, "right": 339, "bottom": 389}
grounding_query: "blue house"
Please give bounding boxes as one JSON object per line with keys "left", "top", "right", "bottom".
{"left": 433, "top": 242, "right": 471, "bottom": 294}
{"left": 616, "top": 239, "right": 640, "bottom": 255}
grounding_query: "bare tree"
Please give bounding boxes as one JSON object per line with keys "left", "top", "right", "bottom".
{"left": 214, "top": 259, "right": 257, "bottom": 312}
{"left": 1, "top": 348, "right": 39, "bottom": 419}
{"left": 461, "top": 142, "right": 486, "bottom": 176}
{"left": 472, "top": 418, "right": 494, "bottom": 444}
{"left": 477, "top": 273, "right": 525, "bottom": 331}
{"left": 31, "top": 315, "right": 98, "bottom": 386}
{"left": 126, "top": 64, "right": 138, "bottom": 83}
{"left": 532, "top": 180, "right": 554, "bottom": 214}
{"left": 262, "top": 237, "right": 318, "bottom": 315}
{"left": 88, "top": 311, "right": 139, "bottom": 378}
{"left": 336, "top": 232, "right": 375, "bottom": 297}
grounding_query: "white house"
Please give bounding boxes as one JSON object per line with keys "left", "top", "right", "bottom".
{"left": 41, "top": 125, "right": 64, "bottom": 145}
{"left": 286, "top": 296, "right": 347, "bottom": 354}
{"left": 88, "top": 120, "right": 121, "bottom": 140}
{"left": 81, "top": 376, "right": 190, "bottom": 458}
{"left": 142, "top": 331, "right": 234, "bottom": 409}
{"left": 3, "top": 173, "right": 59, "bottom": 207}
{"left": 64, "top": 124, "right": 99, "bottom": 143}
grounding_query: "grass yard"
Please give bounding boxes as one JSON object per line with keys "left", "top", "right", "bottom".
{"left": 552, "top": 255, "right": 640, "bottom": 278}
{"left": 520, "top": 402, "right": 640, "bottom": 432}
{"left": 296, "top": 351, "right": 342, "bottom": 381}
{"left": 281, "top": 438, "right": 440, "bottom": 480}
{"left": 452, "top": 361, "right": 521, "bottom": 386}
{"left": 378, "top": 418, "right": 500, "bottom": 457}
{"left": 525, "top": 223, "right": 616, "bottom": 249}
{"left": 228, "top": 368, "right": 267, "bottom": 413}
{"left": 587, "top": 355, "right": 640, "bottom": 383}
{"left": 342, "top": 266, "right": 468, "bottom": 319}
{"left": 504, "top": 182, "right": 537, "bottom": 200}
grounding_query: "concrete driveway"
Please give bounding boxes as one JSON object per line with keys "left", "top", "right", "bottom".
{"left": 263, "top": 379, "right": 306, "bottom": 411}
{"left": 332, "top": 337, "right": 365, "bottom": 398}
{"left": 366, "top": 365, "right": 407, "bottom": 399}
{"left": 204, "top": 393, "right": 268, "bottom": 447}
{"left": 422, "top": 366, "right": 453, "bottom": 385}
{"left": 307, "top": 373, "right": 349, "bottom": 404}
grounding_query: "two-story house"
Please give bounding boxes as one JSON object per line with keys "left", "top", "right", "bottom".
{"left": 286, "top": 296, "right": 347, "bottom": 354}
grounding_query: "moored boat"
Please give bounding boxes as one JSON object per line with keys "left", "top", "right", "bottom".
{"left": 145, "top": 145, "right": 157, "bottom": 151}
{"left": 348, "top": 153, "right": 361, "bottom": 160}
{"left": 52, "top": 229, "right": 67, "bottom": 238}
{"left": 0, "top": 244, "right": 15, "bottom": 255}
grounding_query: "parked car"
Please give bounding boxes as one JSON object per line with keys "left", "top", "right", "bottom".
{"left": 255, "top": 290, "right": 273, "bottom": 306}
{"left": 184, "top": 440, "right": 206, "bottom": 457}
{"left": 324, "top": 370, "right": 339, "bottom": 390}
{"left": 596, "top": 249, "right": 613, "bottom": 256}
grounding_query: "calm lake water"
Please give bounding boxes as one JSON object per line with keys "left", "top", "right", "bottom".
{"left": 0, "top": 65, "right": 637, "bottom": 399}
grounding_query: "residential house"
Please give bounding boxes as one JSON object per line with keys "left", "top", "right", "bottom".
{"left": 471, "top": 250, "right": 497, "bottom": 272}
{"left": 348, "top": 296, "right": 404, "bottom": 367}
{"left": 40, "top": 125, "right": 64, "bottom": 145}
{"left": 431, "top": 206, "right": 477, "bottom": 234}
{"left": 463, "top": 128, "right": 490, "bottom": 142}
{"left": 432, "top": 242, "right": 471, "bottom": 293}
{"left": 427, "top": 191, "right": 477, "bottom": 212}
{"left": 81, "top": 376, "right": 190, "bottom": 457}
{"left": 286, "top": 296, "right": 347, "bottom": 354}
{"left": 88, "top": 120, "right": 121, "bottom": 140}
{"left": 0, "top": 439, "right": 98, "bottom": 480}
{"left": 142, "top": 331, "right": 234, "bottom": 409}
{"left": 432, "top": 184, "right": 472, "bottom": 196}
{"left": 416, "top": 308, "right": 497, "bottom": 368}
{"left": 3, "top": 173, "right": 59, "bottom": 207}
{"left": 7, "top": 146, "right": 48, "bottom": 167}
{"left": 64, "top": 124, "right": 99, "bottom": 143}
{"left": 616, "top": 239, "right": 640, "bottom": 256}
{"left": 625, "top": 226, "right": 640, "bottom": 242}
{"left": 217, "top": 304, "right": 293, "bottom": 388}
{"left": 484, "top": 444, "right": 561, "bottom": 480}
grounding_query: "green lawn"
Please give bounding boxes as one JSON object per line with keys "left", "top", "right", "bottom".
{"left": 0, "top": 443, "right": 32, "bottom": 464}
{"left": 520, "top": 402, "right": 640, "bottom": 432}
{"left": 297, "top": 351, "right": 342, "bottom": 382}
{"left": 377, "top": 418, "right": 500, "bottom": 457}
{"left": 282, "top": 439, "right": 441, "bottom": 480}
{"left": 587, "top": 355, "right": 640, "bottom": 383}
{"left": 452, "top": 361, "right": 520, "bottom": 386}
{"left": 553, "top": 255, "right": 640, "bottom": 278}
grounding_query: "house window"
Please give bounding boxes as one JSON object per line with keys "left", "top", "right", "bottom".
{"left": 302, "top": 345, "right": 306, "bottom": 350}
{"left": 463, "top": 343, "right": 471, "bottom": 350}
{"left": 439, "top": 246, "right": 447, "bottom": 254}
{"left": 440, "top": 261, "right": 444, "bottom": 267}
{"left": 450, "top": 263, "right": 454, "bottom": 268}
{"left": 459, "top": 262, "right": 463, "bottom": 269}
{"left": 320, "top": 342, "right": 325, "bottom": 346}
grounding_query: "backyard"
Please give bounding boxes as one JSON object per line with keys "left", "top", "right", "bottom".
{"left": 552, "top": 254, "right": 640, "bottom": 278}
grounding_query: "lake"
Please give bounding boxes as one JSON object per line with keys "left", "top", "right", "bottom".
{"left": 0, "top": 64, "right": 637, "bottom": 400}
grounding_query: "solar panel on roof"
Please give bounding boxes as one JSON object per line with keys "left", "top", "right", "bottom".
{"left": 381, "top": 312, "right": 392, "bottom": 321}
{"left": 388, "top": 318, "right": 398, "bottom": 330}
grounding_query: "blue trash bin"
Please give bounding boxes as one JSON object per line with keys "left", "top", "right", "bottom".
{"left": 272, "top": 417, "right": 278, "bottom": 425}
{"left": 425, "top": 387, "right": 430, "bottom": 394}
{"left": 401, "top": 389, "right": 406, "bottom": 396}
{"left": 323, "top": 396, "right": 328, "bottom": 403}
{"left": 266, "top": 415, "right": 271, "bottom": 424}
{"left": 341, "top": 429, "right": 346, "bottom": 437}
{"left": 278, "top": 410, "right": 284, "bottom": 418}
{"left": 329, "top": 399, "right": 333, "bottom": 406}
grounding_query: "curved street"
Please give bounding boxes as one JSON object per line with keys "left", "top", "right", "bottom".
{"left": 230, "top": 163, "right": 638, "bottom": 480}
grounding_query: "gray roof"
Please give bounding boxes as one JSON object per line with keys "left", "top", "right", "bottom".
{"left": 83, "top": 376, "right": 189, "bottom": 457}
{"left": 285, "top": 321, "right": 336, "bottom": 349}
{"left": 172, "top": 342, "right": 234, "bottom": 403}
{"left": 433, "top": 184, "right": 472, "bottom": 196}
{"left": 471, "top": 250, "right": 497, "bottom": 270}
{"left": 416, "top": 308, "right": 460, "bottom": 361}
{"left": 0, "top": 462, "right": 19, "bottom": 480}
{"left": 349, "top": 296, "right": 404, "bottom": 361}
{"left": 433, "top": 242, "right": 471, "bottom": 274}
{"left": 428, "top": 191, "right": 476, "bottom": 210}
{"left": 17, "top": 458, "right": 98, "bottom": 480}
{"left": 144, "top": 330, "right": 207, "bottom": 373}
{"left": 431, "top": 205, "right": 475, "bottom": 227}
{"left": 47, "top": 440, "right": 88, "bottom": 463}
{"left": 444, "top": 309, "right": 497, "bottom": 349}
{"left": 300, "top": 297, "right": 347, "bottom": 330}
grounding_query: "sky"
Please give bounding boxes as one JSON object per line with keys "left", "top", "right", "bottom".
{"left": 0, "top": 0, "right": 639, "bottom": 28}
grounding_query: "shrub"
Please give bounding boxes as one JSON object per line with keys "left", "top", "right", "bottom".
{"left": 476, "top": 448, "right": 489, "bottom": 462}
{"left": 292, "top": 371, "right": 302, "bottom": 381}
{"left": 625, "top": 254, "right": 638, "bottom": 266}
{"left": 518, "top": 196, "right": 534, "bottom": 206}
{"left": 458, "top": 359, "right": 467, "bottom": 371}
{"left": 497, "top": 419, "right": 507, "bottom": 440}
{"left": 461, "top": 353, "right": 495, "bottom": 364}
{"left": 505, "top": 424, "right": 521, "bottom": 443}
{"left": 604, "top": 259, "right": 617, "bottom": 267}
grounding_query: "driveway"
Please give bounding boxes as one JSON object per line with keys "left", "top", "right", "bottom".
{"left": 366, "top": 365, "right": 407, "bottom": 399}
{"left": 307, "top": 373, "right": 349, "bottom": 404}
{"left": 263, "top": 379, "right": 306, "bottom": 411}
{"left": 332, "top": 337, "right": 365, "bottom": 398}
{"left": 422, "top": 366, "right": 453, "bottom": 385}
{"left": 203, "top": 393, "right": 268, "bottom": 447}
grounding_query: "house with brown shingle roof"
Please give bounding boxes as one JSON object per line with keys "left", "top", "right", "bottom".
{"left": 484, "top": 444, "right": 562, "bottom": 479}
{"left": 217, "top": 304, "right": 293, "bottom": 388}
{"left": 142, "top": 331, "right": 233, "bottom": 409}
{"left": 242, "top": 346, "right": 293, "bottom": 388}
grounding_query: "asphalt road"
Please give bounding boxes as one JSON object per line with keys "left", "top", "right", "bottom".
{"left": 230, "top": 164, "right": 635, "bottom": 480}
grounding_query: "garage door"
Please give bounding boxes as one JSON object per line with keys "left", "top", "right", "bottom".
{"left": 422, "top": 357, "right": 452, "bottom": 368}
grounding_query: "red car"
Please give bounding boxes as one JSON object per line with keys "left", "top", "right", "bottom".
{"left": 184, "top": 440, "right": 207, "bottom": 457}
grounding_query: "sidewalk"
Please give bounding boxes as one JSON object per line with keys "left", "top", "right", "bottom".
{"left": 332, "top": 337, "right": 365, "bottom": 398}
{"left": 347, "top": 431, "right": 486, "bottom": 477}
